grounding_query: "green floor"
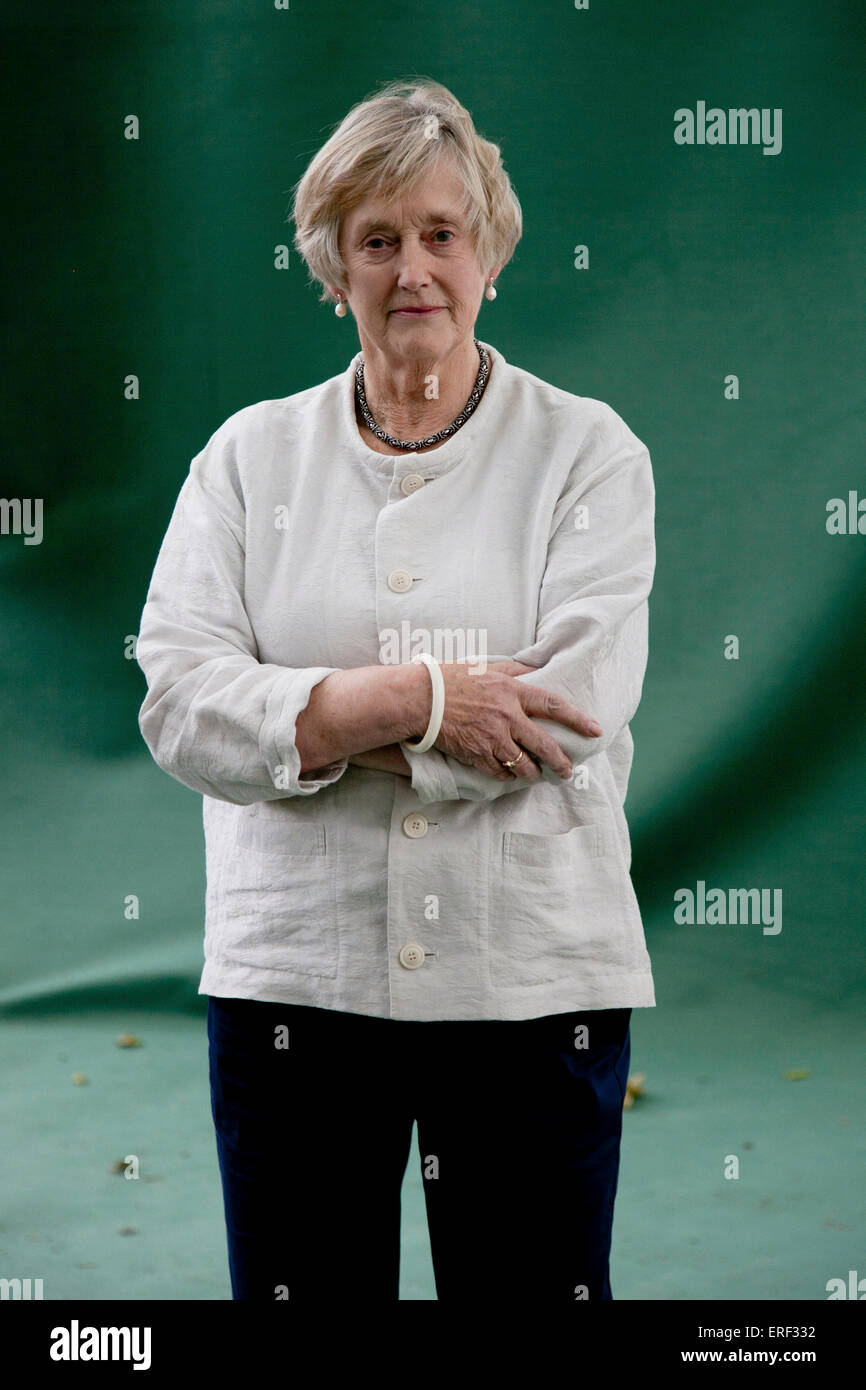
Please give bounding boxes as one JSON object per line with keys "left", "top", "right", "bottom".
{"left": 1, "top": 990, "right": 861, "bottom": 1301}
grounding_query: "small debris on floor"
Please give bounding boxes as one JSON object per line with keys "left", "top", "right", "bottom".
{"left": 623, "top": 1072, "right": 646, "bottom": 1108}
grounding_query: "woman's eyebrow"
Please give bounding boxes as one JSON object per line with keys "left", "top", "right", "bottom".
{"left": 355, "top": 212, "right": 459, "bottom": 238}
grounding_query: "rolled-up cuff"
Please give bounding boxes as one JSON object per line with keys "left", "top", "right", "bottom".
{"left": 406, "top": 746, "right": 460, "bottom": 803}
{"left": 260, "top": 665, "right": 349, "bottom": 797}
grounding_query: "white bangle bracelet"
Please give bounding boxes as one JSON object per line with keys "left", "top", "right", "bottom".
{"left": 400, "top": 652, "right": 445, "bottom": 755}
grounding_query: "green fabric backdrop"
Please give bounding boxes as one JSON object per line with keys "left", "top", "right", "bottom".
{"left": 1, "top": 0, "right": 863, "bottom": 1301}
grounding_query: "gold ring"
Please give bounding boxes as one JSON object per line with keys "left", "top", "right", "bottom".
{"left": 500, "top": 749, "right": 524, "bottom": 769}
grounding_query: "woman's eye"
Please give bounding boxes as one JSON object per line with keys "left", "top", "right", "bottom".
{"left": 363, "top": 231, "right": 454, "bottom": 250}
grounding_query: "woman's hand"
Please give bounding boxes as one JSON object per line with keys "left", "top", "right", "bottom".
{"left": 346, "top": 659, "right": 601, "bottom": 785}
{"left": 431, "top": 659, "right": 602, "bottom": 783}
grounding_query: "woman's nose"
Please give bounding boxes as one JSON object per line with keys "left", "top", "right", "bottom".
{"left": 394, "top": 239, "right": 431, "bottom": 287}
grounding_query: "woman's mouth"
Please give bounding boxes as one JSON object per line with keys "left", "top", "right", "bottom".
{"left": 390, "top": 306, "right": 444, "bottom": 315}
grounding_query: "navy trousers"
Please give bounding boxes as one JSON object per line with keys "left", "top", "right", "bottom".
{"left": 207, "top": 995, "right": 631, "bottom": 1302}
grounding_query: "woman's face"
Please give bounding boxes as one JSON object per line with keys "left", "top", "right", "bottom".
{"left": 336, "top": 157, "right": 497, "bottom": 365}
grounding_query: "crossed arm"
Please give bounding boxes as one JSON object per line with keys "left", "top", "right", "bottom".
{"left": 344, "top": 660, "right": 542, "bottom": 779}
{"left": 136, "top": 415, "right": 653, "bottom": 807}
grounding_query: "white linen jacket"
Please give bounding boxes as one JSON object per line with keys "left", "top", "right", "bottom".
{"left": 136, "top": 339, "right": 656, "bottom": 1021}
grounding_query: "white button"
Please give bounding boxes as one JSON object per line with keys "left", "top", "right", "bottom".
{"left": 400, "top": 473, "right": 425, "bottom": 496}
{"left": 398, "top": 943, "right": 426, "bottom": 970}
{"left": 402, "top": 812, "right": 428, "bottom": 838}
{"left": 387, "top": 568, "right": 413, "bottom": 592}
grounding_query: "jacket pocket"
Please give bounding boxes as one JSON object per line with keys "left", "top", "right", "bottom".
{"left": 489, "top": 822, "right": 631, "bottom": 987}
{"left": 204, "top": 804, "right": 336, "bottom": 978}
{"left": 503, "top": 822, "right": 602, "bottom": 868}
{"left": 234, "top": 805, "right": 326, "bottom": 857}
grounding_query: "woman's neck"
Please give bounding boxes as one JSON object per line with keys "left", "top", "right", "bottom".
{"left": 355, "top": 339, "right": 485, "bottom": 452}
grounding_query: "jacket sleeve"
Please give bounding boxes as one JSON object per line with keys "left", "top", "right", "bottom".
{"left": 406, "top": 421, "right": 655, "bottom": 804}
{"left": 136, "top": 442, "right": 348, "bottom": 806}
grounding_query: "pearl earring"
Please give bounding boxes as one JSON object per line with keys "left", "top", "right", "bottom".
{"left": 484, "top": 279, "right": 497, "bottom": 301}
{"left": 334, "top": 295, "right": 347, "bottom": 317}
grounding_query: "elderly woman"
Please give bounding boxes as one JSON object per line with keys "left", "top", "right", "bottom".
{"left": 136, "top": 78, "right": 656, "bottom": 1303}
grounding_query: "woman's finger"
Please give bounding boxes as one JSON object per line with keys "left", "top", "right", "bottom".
{"left": 507, "top": 716, "right": 576, "bottom": 779}
{"left": 494, "top": 743, "right": 544, "bottom": 781}
{"left": 516, "top": 682, "right": 603, "bottom": 738}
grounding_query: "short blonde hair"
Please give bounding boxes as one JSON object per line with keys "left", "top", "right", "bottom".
{"left": 289, "top": 77, "right": 523, "bottom": 305}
